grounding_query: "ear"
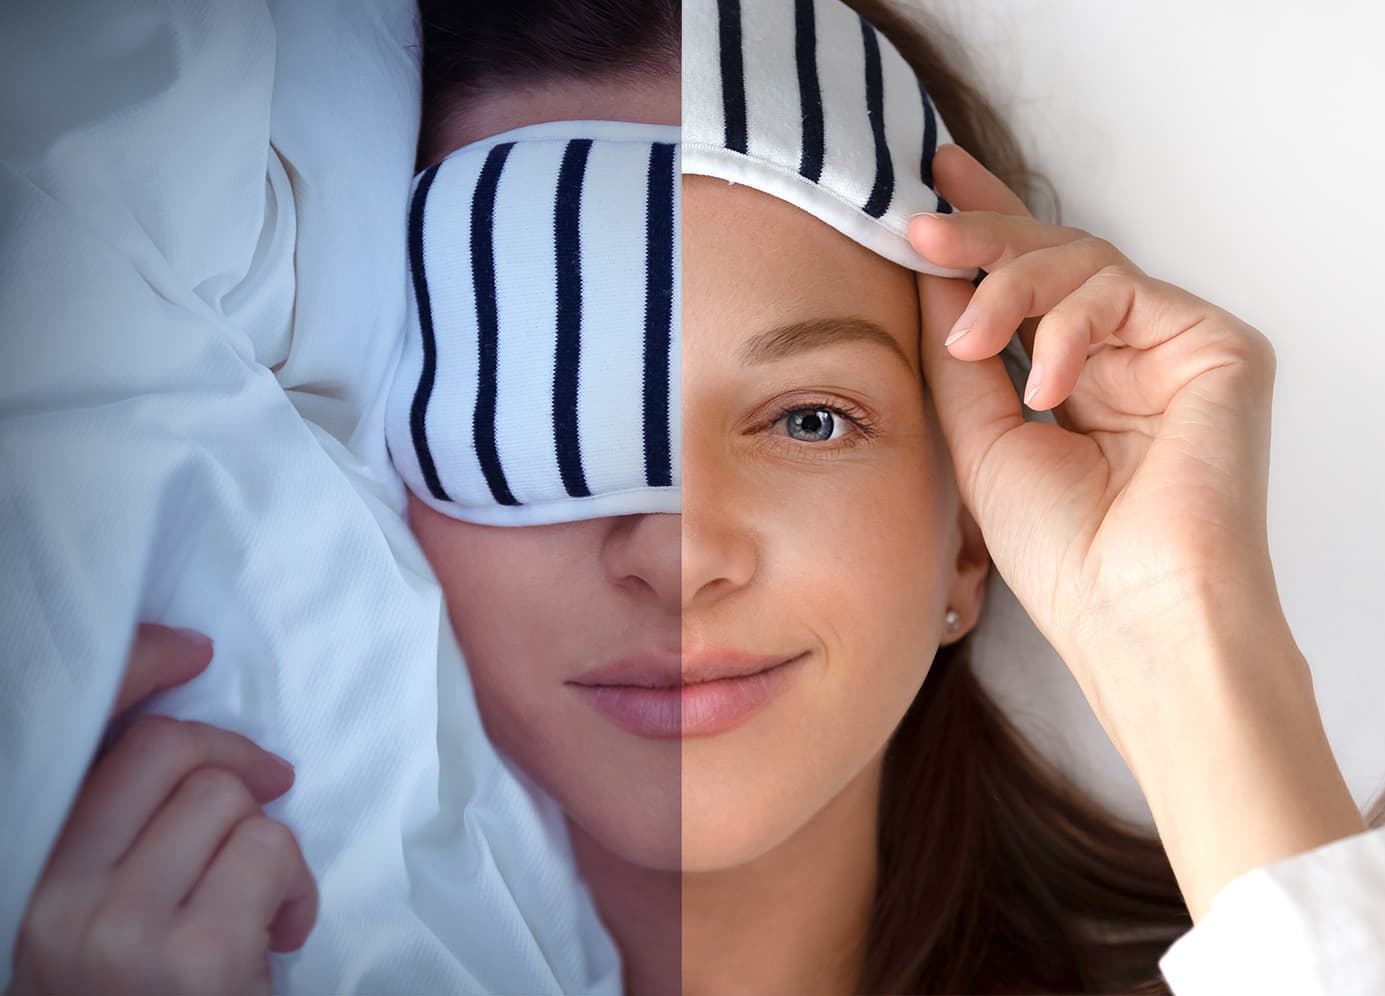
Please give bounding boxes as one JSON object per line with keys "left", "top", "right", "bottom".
{"left": 940, "top": 502, "right": 990, "bottom": 645}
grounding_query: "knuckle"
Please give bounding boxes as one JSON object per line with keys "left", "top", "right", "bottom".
{"left": 20, "top": 882, "right": 68, "bottom": 949}
{"left": 1077, "top": 234, "right": 1118, "bottom": 259}
{"left": 1094, "top": 261, "right": 1136, "bottom": 283}
{"left": 15, "top": 900, "right": 66, "bottom": 980}
{"left": 20, "top": 878, "right": 95, "bottom": 969}
{"left": 83, "top": 906, "right": 150, "bottom": 988}
{"left": 1192, "top": 321, "right": 1277, "bottom": 390}
{"left": 1246, "top": 326, "right": 1276, "bottom": 365}
{"left": 125, "top": 715, "right": 197, "bottom": 765}
{"left": 1237, "top": 326, "right": 1278, "bottom": 383}
{"left": 978, "top": 264, "right": 1026, "bottom": 308}
{"left": 164, "top": 926, "right": 248, "bottom": 994}
{"left": 1217, "top": 322, "right": 1274, "bottom": 365}
{"left": 182, "top": 767, "right": 255, "bottom": 812}
{"left": 236, "top": 815, "right": 299, "bottom": 864}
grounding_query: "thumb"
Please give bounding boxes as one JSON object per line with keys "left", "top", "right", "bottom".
{"left": 113, "top": 623, "right": 214, "bottom": 717}
{"left": 917, "top": 271, "right": 1026, "bottom": 517}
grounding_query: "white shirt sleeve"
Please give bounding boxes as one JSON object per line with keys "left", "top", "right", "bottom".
{"left": 1159, "top": 826, "right": 1385, "bottom": 995}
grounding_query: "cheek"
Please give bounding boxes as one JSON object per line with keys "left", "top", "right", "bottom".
{"left": 410, "top": 512, "right": 683, "bottom": 869}
{"left": 757, "top": 442, "right": 950, "bottom": 722}
{"left": 409, "top": 517, "right": 599, "bottom": 736}
{"left": 762, "top": 444, "right": 947, "bottom": 653}
{"left": 419, "top": 539, "right": 550, "bottom": 748}
{"left": 769, "top": 441, "right": 950, "bottom": 756}
{"left": 680, "top": 443, "right": 952, "bottom": 870}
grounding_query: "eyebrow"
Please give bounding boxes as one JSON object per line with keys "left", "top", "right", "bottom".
{"left": 736, "top": 317, "right": 912, "bottom": 370}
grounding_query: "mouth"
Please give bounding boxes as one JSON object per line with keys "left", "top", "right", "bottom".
{"left": 567, "top": 650, "right": 808, "bottom": 739}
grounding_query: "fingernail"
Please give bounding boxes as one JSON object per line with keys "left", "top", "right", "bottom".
{"left": 263, "top": 752, "right": 297, "bottom": 791}
{"left": 947, "top": 306, "right": 980, "bottom": 349}
{"left": 172, "top": 626, "right": 212, "bottom": 649}
{"left": 1023, "top": 363, "right": 1044, "bottom": 407}
{"left": 945, "top": 309, "right": 976, "bottom": 347}
{"left": 912, "top": 211, "right": 943, "bottom": 222}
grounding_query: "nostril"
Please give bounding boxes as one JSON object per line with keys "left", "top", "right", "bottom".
{"left": 601, "top": 514, "right": 682, "bottom": 608}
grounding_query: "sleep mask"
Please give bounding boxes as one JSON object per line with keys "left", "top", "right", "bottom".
{"left": 385, "top": 120, "right": 682, "bottom": 526}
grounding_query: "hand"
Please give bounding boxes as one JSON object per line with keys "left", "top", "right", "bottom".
{"left": 10, "top": 624, "right": 317, "bottom": 995}
{"left": 912, "top": 147, "right": 1365, "bottom": 920}
{"left": 911, "top": 146, "right": 1286, "bottom": 732}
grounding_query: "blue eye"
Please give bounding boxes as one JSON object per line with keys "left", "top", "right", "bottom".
{"left": 779, "top": 407, "right": 849, "bottom": 443}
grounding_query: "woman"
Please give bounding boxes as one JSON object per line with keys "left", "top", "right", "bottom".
{"left": 674, "top": 0, "right": 1381, "bottom": 991}
{"left": 404, "top": 0, "right": 1382, "bottom": 991}
{"left": 16, "top": 2, "right": 1384, "bottom": 994}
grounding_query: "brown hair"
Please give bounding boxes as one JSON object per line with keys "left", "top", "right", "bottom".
{"left": 867, "top": 639, "right": 1191, "bottom": 993}
{"left": 417, "top": 0, "right": 679, "bottom": 164}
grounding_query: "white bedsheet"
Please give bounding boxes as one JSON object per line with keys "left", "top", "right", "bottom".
{"left": 0, "top": 2, "right": 618, "bottom": 991}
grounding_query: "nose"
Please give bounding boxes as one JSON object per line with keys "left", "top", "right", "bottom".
{"left": 682, "top": 476, "right": 758, "bottom": 611}
{"left": 601, "top": 512, "right": 682, "bottom": 615}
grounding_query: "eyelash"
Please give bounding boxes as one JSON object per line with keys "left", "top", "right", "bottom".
{"left": 761, "top": 397, "right": 879, "bottom": 452}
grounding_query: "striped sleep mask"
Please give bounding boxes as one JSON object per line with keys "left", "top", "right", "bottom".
{"left": 385, "top": 120, "right": 682, "bottom": 526}
{"left": 684, "top": 0, "right": 977, "bottom": 279}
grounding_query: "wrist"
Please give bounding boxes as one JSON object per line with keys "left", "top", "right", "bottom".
{"left": 1072, "top": 570, "right": 1299, "bottom": 756}
{"left": 1088, "top": 589, "right": 1364, "bottom": 920}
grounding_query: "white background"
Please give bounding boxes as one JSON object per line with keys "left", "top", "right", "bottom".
{"left": 920, "top": 0, "right": 1385, "bottom": 822}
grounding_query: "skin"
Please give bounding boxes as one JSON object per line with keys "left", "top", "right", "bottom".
{"left": 412, "top": 56, "right": 1365, "bottom": 991}
{"left": 680, "top": 175, "right": 988, "bottom": 871}
{"left": 912, "top": 145, "right": 1366, "bottom": 924}
{"left": 677, "top": 176, "right": 989, "bottom": 991}
{"left": 418, "top": 113, "right": 1367, "bottom": 992}
{"left": 411, "top": 67, "right": 688, "bottom": 996}
{"left": 413, "top": 68, "right": 989, "bottom": 994}
{"left": 11, "top": 626, "right": 316, "bottom": 995}
{"left": 25, "top": 57, "right": 1362, "bottom": 996}
{"left": 414, "top": 176, "right": 991, "bottom": 994}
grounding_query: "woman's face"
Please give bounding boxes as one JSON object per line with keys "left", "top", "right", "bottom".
{"left": 409, "top": 498, "right": 685, "bottom": 869}
{"left": 409, "top": 70, "right": 689, "bottom": 872}
{"left": 679, "top": 177, "right": 983, "bottom": 871}
{"left": 408, "top": 173, "right": 987, "bottom": 877}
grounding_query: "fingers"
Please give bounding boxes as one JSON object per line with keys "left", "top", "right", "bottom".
{"left": 1023, "top": 268, "right": 1142, "bottom": 411}
{"left": 1027, "top": 270, "right": 1244, "bottom": 413}
{"left": 912, "top": 146, "right": 1069, "bottom": 276}
{"left": 925, "top": 145, "right": 1045, "bottom": 361}
{"left": 187, "top": 815, "right": 319, "bottom": 954}
{"left": 909, "top": 209, "right": 1098, "bottom": 275}
{"left": 54, "top": 717, "right": 295, "bottom": 876}
{"left": 113, "top": 767, "right": 261, "bottom": 911}
{"left": 908, "top": 200, "right": 1246, "bottom": 421}
{"left": 940, "top": 238, "right": 1131, "bottom": 364}
{"left": 112, "top": 623, "right": 214, "bottom": 716}
{"left": 19, "top": 625, "right": 313, "bottom": 994}
{"left": 19, "top": 736, "right": 310, "bottom": 995}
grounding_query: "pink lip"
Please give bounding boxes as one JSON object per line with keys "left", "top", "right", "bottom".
{"left": 568, "top": 649, "right": 807, "bottom": 739}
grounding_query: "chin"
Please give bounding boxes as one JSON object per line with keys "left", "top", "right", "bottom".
{"left": 565, "top": 786, "right": 684, "bottom": 872}
{"left": 526, "top": 733, "right": 684, "bottom": 872}
{"left": 678, "top": 770, "right": 821, "bottom": 874}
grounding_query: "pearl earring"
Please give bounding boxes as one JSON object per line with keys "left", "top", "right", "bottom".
{"left": 944, "top": 609, "right": 960, "bottom": 632}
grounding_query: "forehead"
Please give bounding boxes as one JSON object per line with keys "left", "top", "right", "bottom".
{"left": 682, "top": 175, "right": 920, "bottom": 368}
